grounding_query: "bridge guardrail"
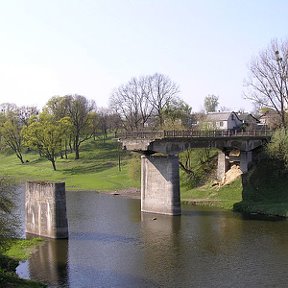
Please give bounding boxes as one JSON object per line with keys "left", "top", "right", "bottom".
{"left": 118, "top": 129, "right": 273, "bottom": 140}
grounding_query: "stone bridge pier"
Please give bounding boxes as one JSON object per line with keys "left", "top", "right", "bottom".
{"left": 217, "top": 150, "right": 253, "bottom": 181}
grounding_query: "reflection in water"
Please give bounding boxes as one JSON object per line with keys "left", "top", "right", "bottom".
{"left": 17, "top": 237, "right": 68, "bottom": 288}
{"left": 17, "top": 191, "right": 288, "bottom": 288}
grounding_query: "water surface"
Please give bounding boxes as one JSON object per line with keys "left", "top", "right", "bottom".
{"left": 17, "top": 190, "right": 288, "bottom": 287}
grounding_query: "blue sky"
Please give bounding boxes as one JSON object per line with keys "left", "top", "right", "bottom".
{"left": 0, "top": 0, "right": 288, "bottom": 112}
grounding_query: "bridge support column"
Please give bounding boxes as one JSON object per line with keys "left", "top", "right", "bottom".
{"left": 141, "top": 154, "right": 181, "bottom": 215}
{"left": 217, "top": 151, "right": 229, "bottom": 181}
{"left": 25, "top": 181, "right": 68, "bottom": 238}
{"left": 240, "top": 151, "right": 252, "bottom": 173}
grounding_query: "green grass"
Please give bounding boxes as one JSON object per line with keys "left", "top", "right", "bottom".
{"left": 0, "top": 238, "right": 46, "bottom": 288}
{"left": 0, "top": 137, "right": 139, "bottom": 191}
{"left": 181, "top": 177, "right": 243, "bottom": 210}
{"left": 233, "top": 157, "right": 288, "bottom": 217}
{"left": 3, "top": 238, "right": 44, "bottom": 261}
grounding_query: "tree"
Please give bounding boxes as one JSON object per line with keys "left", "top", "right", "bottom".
{"left": 204, "top": 94, "right": 219, "bottom": 113}
{"left": 0, "top": 104, "right": 37, "bottom": 163}
{"left": 65, "top": 95, "right": 96, "bottom": 159}
{"left": 0, "top": 118, "right": 25, "bottom": 163}
{"left": 44, "top": 95, "right": 70, "bottom": 120}
{"left": 162, "top": 99, "right": 193, "bottom": 129}
{"left": 44, "top": 95, "right": 96, "bottom": 160}
{"left": 22, "top": 113, "right": 69, "bottom": 170}
{"left": 244, "top": 39, "right": 288, "bottom": 127}
{"left": 267, "top": 128, "right": 288, "bottom": 166}
{"left": 17, "top": 106, "right": 39, "bottom": 127}
{"left": 110, "top": 76, "right": 154, "bottom": 131}
{"left": 148, "top": 73, "right": 180, "bottom": 128}
{"left": 109, "top": 73, "right": 180, "bottom": 130}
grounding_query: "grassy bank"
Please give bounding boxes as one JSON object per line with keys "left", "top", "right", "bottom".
{"left": 0, "top": 137, "right": 243, "bottom": 210}
{"left": 181, "top": 177, "right": 243, "bottom": 210}
{"left": 1, "top": 136, "right": 286, "bottom": 216}
{"left": 0, "top": 137, "right": 139, "bottom": 191}
{"left": 0, "top": 238, "right": 45, "bottom": 288}
{"left": 233, "top": 158, "right": 288, "bottom": 217}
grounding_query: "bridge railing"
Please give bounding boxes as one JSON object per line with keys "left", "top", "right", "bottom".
{"left": 118, "top": 129, "right": 273, "bottom": 139}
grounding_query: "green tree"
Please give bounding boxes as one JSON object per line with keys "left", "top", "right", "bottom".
{"left": 66, "top": 95, "right": 95, "bottom": 159}
{"left": 204, "top": 94, "right": 219, "bottom": 113}
{"left": 44, "top": 95, "right": 96, "bottom": 159}
{"left": 22, "top": 113, "right": 69, "bottom": 170}
{"left": 267, "top": 128, "right": 288, "bottom": 166}
{"left": 0, "top": 118, "right": 25, "bottom": 163}
{"left": 162, "top": 99, "right": 193, "bottom": 129}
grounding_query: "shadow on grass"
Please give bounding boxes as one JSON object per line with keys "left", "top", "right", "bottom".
{"left": 233, "top": 158, "right": 288, "bottom": 217}
{"left": 61, "top": 162, "right": 115, "bottom": 175}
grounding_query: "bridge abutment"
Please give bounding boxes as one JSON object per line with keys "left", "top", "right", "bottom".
{"left": 25, "top": 181, "right": 68, "bottom": 238}
{"left": 141, "top": 154, "right": 181, "bottom": 215}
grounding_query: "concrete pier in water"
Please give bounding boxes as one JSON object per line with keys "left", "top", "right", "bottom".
{"left": 141, "top": 155, "right": 181, "bottom": 215}
{"left": 25, "top": 181, "right": 68, "bottom": 239}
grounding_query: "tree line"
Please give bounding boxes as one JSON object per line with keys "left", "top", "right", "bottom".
{"left": 2, "top": 36, "right": 288, "bottom": 171}
{"left": 0, "top": 74, "right": 196, "bottom": 170}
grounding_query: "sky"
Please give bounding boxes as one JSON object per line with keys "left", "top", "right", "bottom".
{"left": 0, "top": 0, "right": 288, "bottom": 112}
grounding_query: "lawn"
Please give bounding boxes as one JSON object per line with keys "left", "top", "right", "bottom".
{"left": 0, "top": 137, "right": 140, "bottom": 191}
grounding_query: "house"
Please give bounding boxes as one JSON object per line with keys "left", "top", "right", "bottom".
{"left": 258, "top": 109, "right": 281, "bottom": 129}
{"left": 237, "top": 113, "right": 260, "bottom": 131}
{"left": 203, "top": 111, "right": 243, "bottom": 130}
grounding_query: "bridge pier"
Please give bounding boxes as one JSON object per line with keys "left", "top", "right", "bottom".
{"left": 240, "top": 151, "right": 252, "bottom": 173}
{"left": 25, "top": 181, "right": 68, "bottom": 239}
{"left": 217, "top": 150, "right": 229, "bottom": 181}
{"left": 141, "top": 154, "right": 181, "bottom": 215}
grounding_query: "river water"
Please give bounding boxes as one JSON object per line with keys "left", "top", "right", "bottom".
{"left": 16, "top": 190, "right": 288, "bottom": 288}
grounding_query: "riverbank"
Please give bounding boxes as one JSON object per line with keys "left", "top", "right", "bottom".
{"left": 0, "top": 137, "right": 287, "bottom": 217}
{"left": 232, "top": 158, "right": 288, "bottom": 218}
{"left": 0, "top": 238, "right": 46, "bottom": 288}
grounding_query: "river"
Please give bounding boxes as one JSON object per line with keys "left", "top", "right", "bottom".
{"left": 16, "top": 190, "right": 288, "bottom": 288}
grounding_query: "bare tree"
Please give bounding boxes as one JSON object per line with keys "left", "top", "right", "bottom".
{"left": 110, "top": 76, "right": 154, "bottom": 131}
{"left": 110, "top": 73, "right": 180, "bottom": 130}
{"left": 244, "top": 39, "right": 288, "bottom": 127}
{"left": 148, "top": 73, "right": 180, "bottom": 128}
{"left": 17, "top": 106, "right": 39, "bottom": 126}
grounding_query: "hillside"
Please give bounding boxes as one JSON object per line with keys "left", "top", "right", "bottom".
{"left": 0, "top": 137, "right": 139, "bottom": 191}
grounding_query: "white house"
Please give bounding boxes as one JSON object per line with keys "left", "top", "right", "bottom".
{"left": 203, "top": 111, "right": 243, "bottom": 130}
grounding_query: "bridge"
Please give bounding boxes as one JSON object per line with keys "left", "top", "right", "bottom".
{"left": 119, "top": 129, "right": 272, "bottom": 216}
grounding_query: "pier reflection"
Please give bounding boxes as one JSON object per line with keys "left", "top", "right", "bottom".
{"left": 26, "top": 235, "right": 68, "bottom": 287}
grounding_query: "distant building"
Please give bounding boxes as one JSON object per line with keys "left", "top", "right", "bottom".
{"left": 258, "top": 110, "right": 281, "bottom": 129}
{"left": 203, "top": 111, "right": 242, "bottom": 130}
{"left": 237, "top": 113, "right": 260, "bottom": 131}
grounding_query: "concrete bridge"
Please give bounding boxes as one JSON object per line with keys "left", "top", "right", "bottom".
{"left": 119, "top": 129, "right": 272, "bottom": 216}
